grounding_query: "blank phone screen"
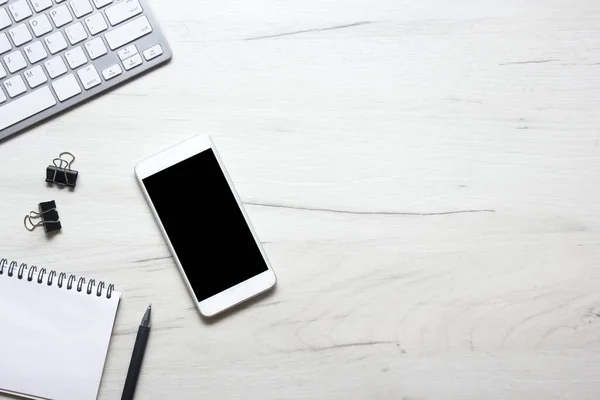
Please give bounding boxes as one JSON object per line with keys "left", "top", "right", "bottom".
{"left": 142, "top": 149, "right": 268, "bottom": 302}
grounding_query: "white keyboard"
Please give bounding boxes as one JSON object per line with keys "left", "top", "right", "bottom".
{"left": 0, "top": 0, "right": 171, "bottom": 140}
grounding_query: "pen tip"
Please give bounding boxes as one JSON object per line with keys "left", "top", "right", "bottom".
{"left": 141, "top": 304, "right": 152, "bottom": 327}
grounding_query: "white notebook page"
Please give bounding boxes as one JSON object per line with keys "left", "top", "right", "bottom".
{"left": 0, "top": 271, "right": 120, "bottom": 400}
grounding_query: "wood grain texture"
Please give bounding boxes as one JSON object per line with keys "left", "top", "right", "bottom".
{"left": 2, "top": 0, "right": 600, "bottom": 398}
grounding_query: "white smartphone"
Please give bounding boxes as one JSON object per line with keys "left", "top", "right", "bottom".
{"left": 135, "top": 135, "right": 277, "bottom": 317}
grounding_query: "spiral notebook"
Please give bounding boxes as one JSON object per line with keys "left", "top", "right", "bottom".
{"left": 0, "top": 258, "right": 121, "bottom": 400}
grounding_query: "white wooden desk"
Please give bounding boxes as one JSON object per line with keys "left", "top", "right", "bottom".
{"left": 2, "top": 0, "right": 600, "bottom": 398}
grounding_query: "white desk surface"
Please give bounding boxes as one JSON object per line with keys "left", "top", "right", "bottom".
{"left": 2, "top": 0, "right": 600, "bottom": 398}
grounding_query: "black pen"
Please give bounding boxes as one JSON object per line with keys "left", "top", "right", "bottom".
{"left": 121, "top": 305, "right": 152, "bottom": 400}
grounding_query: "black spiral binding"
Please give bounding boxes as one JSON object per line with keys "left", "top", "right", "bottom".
{"left": 0, "top": 258, "right": 115, "bottom": 299}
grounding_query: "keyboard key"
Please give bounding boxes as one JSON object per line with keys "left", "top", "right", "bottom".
{"left": 105, "top": 0, "right": 142, "bottom": 26}
{"left": 118, "top": 44, "right": 137, "bottom": 61}
{"left": 0, "top": 62, "right": 5, "bottom": 78}
{"left": 101, "top": 64, "right": 121, "bottom": 80}
{"left": 4, "top": 50, "right": 27, "bottom": 73}
{"left": 24, "top": 65, "right": 48, "bottom": 88}
{"left": 44, "top": 55, "right": 67, "bottom": 78}
{"left": 65, "top": 22, "right": 88, "bottom": 44}
{"left": 77, "top": 65, "right": 100, "bottom": 89}
{"left": 143, "top": 44, "right": 163, "bottom": 61}
{"left": 50, "top": 5, "right": 73, "bottom": 28}
{"left": 9, "top": 0, "right": 32, "bottom": 22}
{"left": 70, "top": 0, "right": 93, "bottom": 18}
{"left": 64, "top": 46, "right": 87, "bottom": 69}
{"left": 45, "top": 31, "right": 68, "bottom": 54}
{"left": 92, "top": 0, "right": 112, "bottom": 8}
{"left": 52, "top": 74, "right": 81, "bottom": 101}
{"left": 104, "top": 16, "right": 152, "bottom": 50}
{"left": 0, "top": 8, "right": 11, "bottom": 30}
{"left": 0, "top": 33, "right": 11, "bottom": 55}
{"left": 84, "top": 12, "right": 108, "bottom": 35}
{"left": 3, "top": 75, "right": 27, "bottom": 97}
{"left": 23, "top": 41, "right": 47, "bottom": 63}
{"left": 0, "top": 86, "right": 56, "bottom": 130}
{"left": 122, "top": 53, "right": 142, "bottom": 70}
{"left": 84, "top": 37, "right": 107, "bottom": 59}
{"left": 0, "top": 88, "right": 6, "bottom": 103}
{"left": 9, "top": 24, "right": 32, "bottom": 47}
{"left": 30, "top": 14, "right": 53, "bottom": 37}
{"left": 31, "top": 0, "right": 53, "bottom": 12}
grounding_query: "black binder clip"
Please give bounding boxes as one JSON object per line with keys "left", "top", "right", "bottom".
{"left": 46, "top": 152, "right": 78, "bottom": 188}
{"left": 24, "top": 200, "right": 62, "bottom": 233}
